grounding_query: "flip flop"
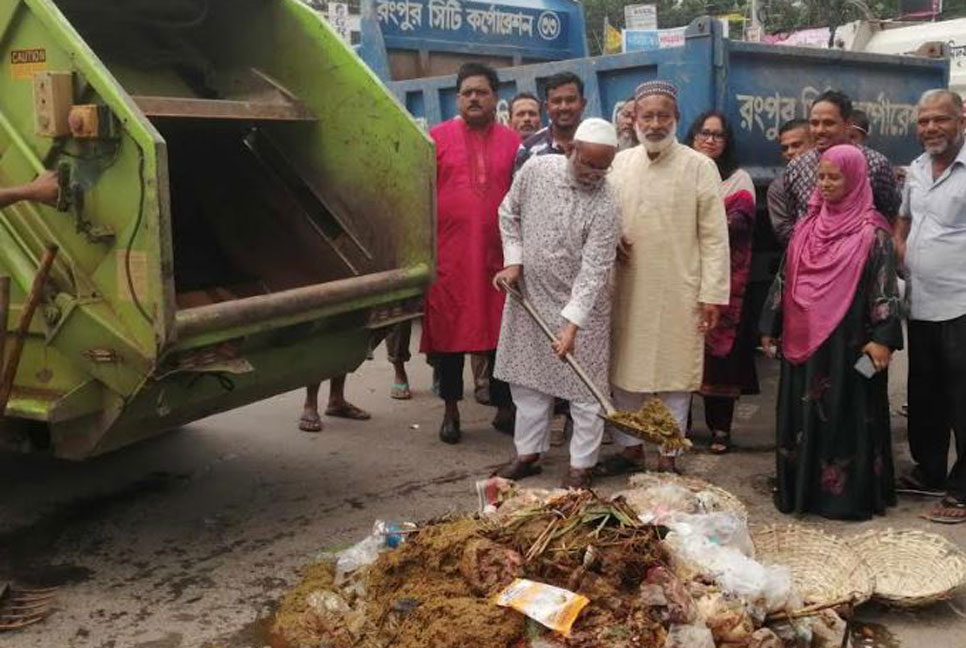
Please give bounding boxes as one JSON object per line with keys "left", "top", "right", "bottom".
{"left": 593, "top": 453, "right": 646, "bottom": 477}
{"left": 325, "top": 403, "right": 371, "bottom": 420}
{"left": 390, "top": 382, "right": 412, "bottom": 400}
{"left": 709, "top": 430, "right": 731, "bottom": 455}
{"left": 922, "top": 497, "right": 966, "bottom": 524}
{"left": 298, "top": 411, "right": 323, "bottom": 432}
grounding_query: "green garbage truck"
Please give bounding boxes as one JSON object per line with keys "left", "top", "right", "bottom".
{"left": 0, "top": 0, "right": 435, "bottom": 458}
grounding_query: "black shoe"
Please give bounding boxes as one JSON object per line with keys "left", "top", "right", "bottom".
{"left": 439, "top": 418, "right": 461, "bottom": 444}
{"left": 492, "top": 409, "right": 515, "bottom": 435}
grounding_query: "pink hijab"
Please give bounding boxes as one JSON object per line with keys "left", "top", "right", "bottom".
{"left": 782, "top": 145, "right": 891, "bottom": 364}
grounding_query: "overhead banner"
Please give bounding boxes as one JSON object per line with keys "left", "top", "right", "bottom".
{"left": 623, "top": 27, "right": 685, "bottom": 52}
{"left": 375, "top": 0, "right": 569, "bottom": 49}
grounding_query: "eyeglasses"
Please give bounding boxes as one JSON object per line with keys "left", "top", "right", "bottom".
{"left": 697, "top": 129, "right": 726, "bottom": 142}
{"left": 575, "top": 155, "right": 611, "bottom": 173}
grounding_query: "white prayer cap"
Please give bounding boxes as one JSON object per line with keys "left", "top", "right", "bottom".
{"left": 574, "top": 118, "right": 618, "bottom": 148}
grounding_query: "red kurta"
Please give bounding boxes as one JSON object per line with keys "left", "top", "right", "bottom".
{"left": 421, "top": 118, "right": 520, "bottom": 353}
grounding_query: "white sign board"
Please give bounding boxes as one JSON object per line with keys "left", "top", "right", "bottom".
{"left": 624, "top": 4, "right": 657, "bottom": 31}
{"left": 328, "top": 2, "right": 350, "bottom": 42}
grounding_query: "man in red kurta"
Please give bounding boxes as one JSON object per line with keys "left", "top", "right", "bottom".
{"left": 422, "top": 63, "right": 520, "bottom": 444}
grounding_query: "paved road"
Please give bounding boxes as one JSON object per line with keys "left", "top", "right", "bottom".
{"left": 0, "top": 330, "right": 964, "bottom": 647}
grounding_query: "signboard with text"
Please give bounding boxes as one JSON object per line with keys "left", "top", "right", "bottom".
{"left": 375, "top": 0, "right": 570, "bottom": 52}
{"left": 624, "top": 4, "right": 657, "bottom": 31}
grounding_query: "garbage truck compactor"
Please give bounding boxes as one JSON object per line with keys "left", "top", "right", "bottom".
{"left": 0, "top": 0, "right": 435, "bottom": 458}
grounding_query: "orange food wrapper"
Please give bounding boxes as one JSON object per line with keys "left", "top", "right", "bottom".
{"left": 494, "top": 578, "right": 590, "bottom": 636}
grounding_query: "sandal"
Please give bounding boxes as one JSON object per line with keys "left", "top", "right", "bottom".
{"left": 325, "top": 402, "right": 372, "bottom": 420}
{"left": 492, "top": 459, "right": 542, "bottom": 480}
{"left": 562, "top": 468, "right": 592, "bottom": 490}
{"left": 298, "top": 411, "right": 323, "bottom": 432}
{"left": 390, "top": 382, "right": 412, "bottom": 400}
{"left": 709, "top": 429, "right": 731, "bottom": 455}
{"left": 922, "top": 496, "right": 966, "bottom": 524}
{"left": 593, "top": 453, "right": 646, "bottom": 477}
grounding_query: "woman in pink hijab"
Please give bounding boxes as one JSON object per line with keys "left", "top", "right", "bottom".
{"left": 761, "top": 144, "right": 902, "bottom": 520}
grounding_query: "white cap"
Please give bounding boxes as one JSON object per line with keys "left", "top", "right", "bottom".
{"left": 573, "top": 118, "right": 618, "bottom": 148}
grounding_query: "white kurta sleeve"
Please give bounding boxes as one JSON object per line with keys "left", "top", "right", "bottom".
{"left": 561, "top": 190, "right": 620, "bottom": 329}
{"left": 499, "top": 165, "right": 526, "bottom": 266}
{"left": 695, "top": 159, "right": 731, "bottom": 306}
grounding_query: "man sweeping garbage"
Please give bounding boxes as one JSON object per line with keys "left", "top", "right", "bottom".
{"left": 491, "top": 117, "right": 621, "bottom": 489}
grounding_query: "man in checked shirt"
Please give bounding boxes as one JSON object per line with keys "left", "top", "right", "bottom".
{"left": 772, "top": 90, "right": 901, "bottom": 246}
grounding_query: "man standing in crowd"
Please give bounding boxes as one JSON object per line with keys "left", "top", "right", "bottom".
{"left": 515, "top": 72, "right": 587, "bottom": 170}
{"left": 602, "top": 80, "right": 730, "bottom": 475}
{"left": 492, "top": 118, "right": 621, "bottom": 488}
{"left": 896, "top": 89, "right": 966, "bottom": 524}
{"left": 779, "top": 90, "right": 900, "bottom": 232}
{"left": 508, "top": 92, "right": 542, "bottom": 138}
{"left": 616, "top": 96, "right": 639, "bottom": 151}
{"left": 422, "top": 63, "right": 519, "bottom": 444}
{"left": 768, "top": 118, "right": 812, "bottom": 245}
{"left": 299, "top": 376, "right": 370, "bottom": 431}
{"left": 850, "top": 109, "right": 870, "bottom": 146}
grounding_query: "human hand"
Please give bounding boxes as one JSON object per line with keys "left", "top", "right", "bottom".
{"left": 552, "top": 322, "right": 578, "bottom": 359}
{"left": 862, "top": 341, "right": 891, "bottom": 372}
{"left": 762, "top": 337, "right": 780, "bottom": 359}
{"left": 698, "top": 303, "right": 720, "bottom": 334}
{"left": 26, "top": 170, "right": 60, "bottom": 206}
{"left": 616, "top": 235, "right": 633, "bottom": 263}
{"left": 493, "top": 265, "right": 522, "bottom": 291}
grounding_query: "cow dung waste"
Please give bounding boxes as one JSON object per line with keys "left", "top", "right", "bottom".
{"left": 271, "top": 491, "right": 673, "bottom": 648}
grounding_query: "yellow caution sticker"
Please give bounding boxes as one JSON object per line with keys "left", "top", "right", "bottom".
{"left": 10, "top": 48, "right": 46, "bottom": 80}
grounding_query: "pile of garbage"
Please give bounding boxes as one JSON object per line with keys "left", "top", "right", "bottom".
{"left": 271, "top": 479, "right": 849, "bottom": 648}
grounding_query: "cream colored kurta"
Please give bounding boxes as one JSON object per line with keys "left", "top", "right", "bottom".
{"left": 610, "top": 142, "right": 730, "bottom": 393}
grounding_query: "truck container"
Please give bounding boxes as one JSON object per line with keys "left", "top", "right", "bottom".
{"left": 0, "top": 0, "right": 434, "bottom": 458}
{"left": 389, "top": 17, "right": 948, "bottom": 180}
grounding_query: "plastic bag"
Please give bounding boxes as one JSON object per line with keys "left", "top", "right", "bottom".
{"left": 663, "top": 624, "right": 715, "bottom": 648}
{"left": 618, "top": 484, "right": 701, "bottom": 519}
{"left": 335, "top": 519, "right": 415, "bottom": 577}
{"left": 664, "top": 512, "right": 754, "bottom": 557}
{"left": 494, "top": 578, "right": 589, "bottom": 636}
{"left": 664, "top": 525, "right": 792, "bottom": 613}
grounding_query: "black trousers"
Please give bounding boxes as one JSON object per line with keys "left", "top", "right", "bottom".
{"left": 434, "top": 351, "right": 511, "bottom": 407}
{"left": 908, "top": 314, "right": 966, "bottom": 499}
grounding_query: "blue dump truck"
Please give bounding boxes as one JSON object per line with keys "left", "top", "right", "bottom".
{"left": 388, "top": 17, "right": 947, "bottom": 177}
{"left": 384, "top": 15, "right": 948, "bottom": 327}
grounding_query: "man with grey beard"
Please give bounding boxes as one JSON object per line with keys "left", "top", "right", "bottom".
{"left": 599, "top": 80, "right": 730, "bottom": 476}
{"left": 896, "top": 89, "right": 966, "bottom": 524}
{"left": 492, "top": 118, "right": 621, "bottom": 489}
{"left": 615, "top": 96, "right": 638, "bottom": 151}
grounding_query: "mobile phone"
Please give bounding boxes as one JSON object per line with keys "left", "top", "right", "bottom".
{"left": 854, "top": 353, "right": 877, "bottom": 378}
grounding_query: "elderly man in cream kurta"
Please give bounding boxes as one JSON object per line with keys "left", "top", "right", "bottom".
{"left": 599, "top": 80, "right": 730, "bottom": 476}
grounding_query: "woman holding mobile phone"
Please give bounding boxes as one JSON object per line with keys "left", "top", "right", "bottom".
{"left": 761, "top": 144, "right": 902, "bottom": 520}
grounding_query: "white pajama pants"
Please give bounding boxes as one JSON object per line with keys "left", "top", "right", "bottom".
{"left": 510, "top": 383, "right": 604, "bottom": 469}
{"left": 610, "top": 387, "right": 691, "bottom": 457}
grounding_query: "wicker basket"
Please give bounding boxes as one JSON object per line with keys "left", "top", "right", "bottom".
{"left": 846, "top": 529, "right": 966, "bottom": 607}
{"left": 753, "top": 523, "right": 875, "bottom": 606}
{"left": 622, "top": 472, "right": 748, "bottom": 521}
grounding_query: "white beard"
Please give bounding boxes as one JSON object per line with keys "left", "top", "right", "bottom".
{"left": 637, "top": 121, "right": 677, "bottom": 155}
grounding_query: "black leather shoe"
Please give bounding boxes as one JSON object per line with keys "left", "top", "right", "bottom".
{"left": 439, "top": 418, "right": 461, "bottom": 444}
